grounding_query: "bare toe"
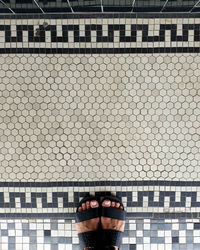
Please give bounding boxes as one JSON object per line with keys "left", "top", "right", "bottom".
{"left": 76, "top": 199, "right": 100, "bottom": 237}
{"left": 102, "top": 200, "right": 111, "bottom": 207}
{"left": 90, "top": 200, "right": 99, "bottom": 208}
{"left": 86, "top": 201, "right": 90, "bottom": 209}
{"left": 111, "top": 201, "right": 115, "bottom": 207}
{"left": 82, "top": 203, "right": 86, "bottom": 210}
{"left": 115, "top": 202, "right": 120, "bottom": 208}
{"left": 120, "top": 206, "right": 123, "bottom": 210}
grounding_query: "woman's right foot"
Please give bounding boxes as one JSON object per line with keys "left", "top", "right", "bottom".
{"left": 101, "top": 199, "right": 125, "bottom": 250}
{"left": 75, "top": 199, "right": 100, "bottom": 250}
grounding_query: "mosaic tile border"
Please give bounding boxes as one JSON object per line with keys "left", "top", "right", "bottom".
{"left": 0, "top": 15, "right": 200, "bottom": 53}
{"left": 1, "top": 181, "right": 200, "bottom": 219}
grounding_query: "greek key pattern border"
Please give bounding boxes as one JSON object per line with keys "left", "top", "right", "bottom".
{"left": 0, "top": 181, "right": 200, "bottom": 218}
{"left": 0, "top": 18, "right": 200, "bottom": 53}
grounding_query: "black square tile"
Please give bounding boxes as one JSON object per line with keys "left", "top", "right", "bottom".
{"left": 44, "top": 230, "right": 51, "bottom": 237}
{"left": 172, "top": 236, "right": 179, "bottom": 243}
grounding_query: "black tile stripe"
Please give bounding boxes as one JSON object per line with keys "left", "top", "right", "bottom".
{"left": 0, "top": 47, "right": 198, "bottom": 54}
{"left": 0, "top": 212, "right": 199, "bottom": 219}
{"left": 0, "top": 13, "right": 200, "bottom": 19}
{"left": 0, "top": 181, "right": 200, "bottom": 187}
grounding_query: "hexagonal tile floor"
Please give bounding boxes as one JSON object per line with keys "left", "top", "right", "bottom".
{"left": 2, "top": 52, "right": 199, "bottom": 183}
{"left": 1, "top": 50, "right": 200, "bottom": 216}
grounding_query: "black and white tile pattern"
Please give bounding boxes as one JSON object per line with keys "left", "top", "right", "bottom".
{"left": 0, "top": 182, "right": 200, "bottom": 218}
{"left": 0, "top": 14, "right": 200, "bottom": 53}
{"left": 1, "top": 218, "right": 200, "bottom": 250}
{"left": 0, "top": 13, "right": 200, "bottom": 249}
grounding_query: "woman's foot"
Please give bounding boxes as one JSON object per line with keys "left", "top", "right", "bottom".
{"left": 75, "top": 199, "right": 100, "bottom": 250}
{"left": 101, "top": 199, "right": 125, "bottom": 250}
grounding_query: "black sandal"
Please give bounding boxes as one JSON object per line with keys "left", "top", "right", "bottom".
{"left": 75, "top": 195, "right": 101, "bottom": 249}
{"left": 101, "top": 195, "right": 126, "bottom": 249}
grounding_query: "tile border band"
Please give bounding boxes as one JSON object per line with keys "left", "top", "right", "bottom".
{"left": 0, "top": 181, "right": 200, "bottom": 187}
{"left": 0, "top": 13, "right": 199, "bottom": 19}
{"left": 0, "top": 213, "right": 199, "bottom": 219}
{"left": 0, "top": 48, "right": 199, "bottom": 54}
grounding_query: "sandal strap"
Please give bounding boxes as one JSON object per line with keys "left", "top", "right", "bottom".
{"left": 101, "top": 206, "right": 126, "bottom": 221}
{"left": 78, "top": 230, "right": 99, "bottom": 249}
{"left": 75, "top": 207, "right": 99, "bottom": 223}
{"left": 102, "top": 229, "right": 123, "bottom": 248}
{"left": 101, "top": 205, "right": 126, "bottom": 248}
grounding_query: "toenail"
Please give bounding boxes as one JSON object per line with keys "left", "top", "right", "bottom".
{"left": 91, "top": 200, "right": 97, "bottom": 205}
{"left": 104, "top": 200, "right": 111, "bottom": 205}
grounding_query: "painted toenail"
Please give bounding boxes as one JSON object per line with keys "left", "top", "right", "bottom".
{"left": 91, "top": 201, "right": 97, "bottom": 205}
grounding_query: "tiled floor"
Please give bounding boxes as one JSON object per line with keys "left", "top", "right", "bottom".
{"left": 0, "top": 13, "right": 200, "bottom": 249}
{"left": 1, "top": 219, "right": 200, "bottom": 250}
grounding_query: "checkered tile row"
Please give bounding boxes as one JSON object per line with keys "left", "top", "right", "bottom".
{"left": 0, "top": 218, "right": 200, "bottom": 250}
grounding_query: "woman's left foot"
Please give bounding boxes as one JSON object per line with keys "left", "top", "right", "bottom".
{"left": 75, "top": 199, "right": 100, "bottom": 250}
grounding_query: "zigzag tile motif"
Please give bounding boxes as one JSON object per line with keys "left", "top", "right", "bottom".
{"left": 0, "top": 18, "right": 200, "bottom": 53}
{"left": 1, "top": 24, "right": 200, "bottom": 43}
{"left": 1, "top": 191, "right": 200, "bottom": 208}
{"left": 0, "top": 183, "right": 200, "bottom": 218}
